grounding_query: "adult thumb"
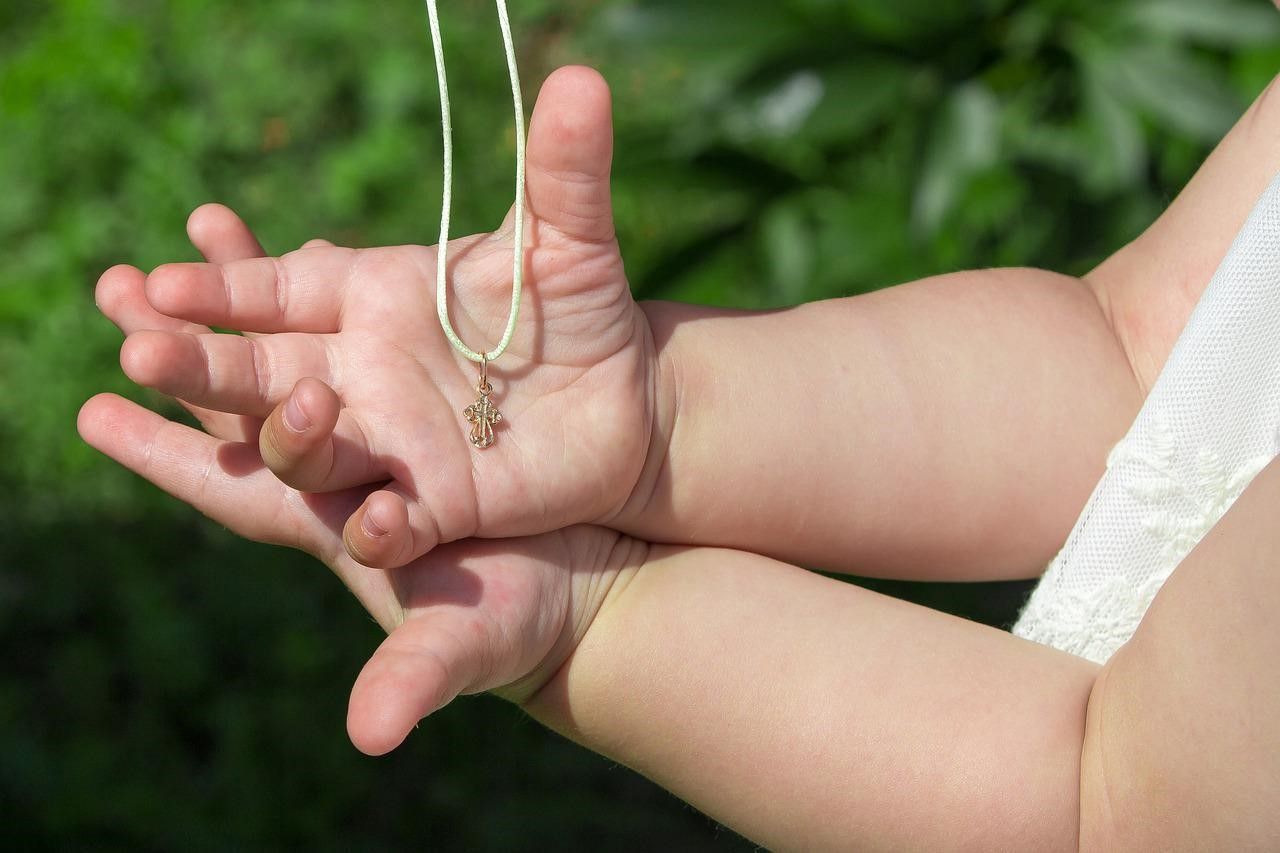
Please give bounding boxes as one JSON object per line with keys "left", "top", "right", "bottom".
{"left": 523, "top": 66, "right": 616, "bottom": 244}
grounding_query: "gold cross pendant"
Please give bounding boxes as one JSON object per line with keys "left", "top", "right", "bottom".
{"left": 463, "top": 356, "right": 502, "bottom": 449}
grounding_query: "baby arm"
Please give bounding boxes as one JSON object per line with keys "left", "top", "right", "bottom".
{"left": 520, "top": 462, "right": 1280, "bottom": 850}
{"left": 110, "top": 66, "right": 1280, "bottom": 582}
{"left": 622, "top": 272, "right": 1139, "bottom": 580}
{"left": 617, "top": 67, "right": 1280, "bottom": 581}
{"left": 1077, "top": 455, "right": 1280, "bottom": 849}
{"left": 520, "top": 542, "right": 1099, "bottom": 851}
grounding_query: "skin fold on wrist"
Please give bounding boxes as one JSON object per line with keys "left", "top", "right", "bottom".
{"left": 502, "top": 531, "right": 650, "bottom": 707}
{"left": 601, "top": 300, "right": 685, "bottom": 532}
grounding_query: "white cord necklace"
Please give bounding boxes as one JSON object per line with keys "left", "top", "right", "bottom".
{"left": 424, "top": 0, "right": 526, "bottom": 449}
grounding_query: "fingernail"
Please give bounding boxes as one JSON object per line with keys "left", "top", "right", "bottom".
{"left": 282, "top": 393, "right": 311, "bottom": 432}
{"left": 361, "top": 507, "right": 389, "bottom": 539}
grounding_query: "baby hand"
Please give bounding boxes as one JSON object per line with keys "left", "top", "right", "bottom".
{"left": 110, "top": 67, "right": 661, "bottom": 569}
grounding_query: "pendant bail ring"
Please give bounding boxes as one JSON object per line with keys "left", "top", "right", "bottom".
{"left": 478, "top": 352, "right": 492, "bottom": 395}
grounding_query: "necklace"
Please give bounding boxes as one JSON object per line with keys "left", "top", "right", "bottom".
{"left": 424, "top": 0, "right": 526, "bottom": 449}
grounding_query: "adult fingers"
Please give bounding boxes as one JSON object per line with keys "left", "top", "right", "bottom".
{"left": 187, "top": 201, "right": 339, "bottom": 261}
{"left": 77, "top": 393, "right": 304, "bottom": 548}
{"left": 96, "top": 264, "right": 261, "bottom": 443}
{"left": 186, "top": 205, "right": 342, "bottom": 301}
{"left": 186, "top": 203, "right": 267, "bottom": 263}
{"left": 119, "top": 328, "right": 334, "bottom": 417}
{"left": 259, "top": 378, "right": 387, "bottom": 492}
{"left": 524, "top": 65, "right": 616, "bottom": 244}
{"left": 347, "top": 611, "right": 490, "bottom": 755}
{"left": 99, "top": 264, "right": 209, "bottom": 339}
{"left": 144, "top": 248, "right": 356, "bottom": 333}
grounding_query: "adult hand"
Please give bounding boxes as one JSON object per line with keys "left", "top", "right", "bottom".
{"left": 89, "top": 66, "right": 658, "bottom": 570}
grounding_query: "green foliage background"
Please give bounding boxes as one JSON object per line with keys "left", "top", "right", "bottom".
{"left": 3, "top": 0, "right": 1278, "bottom": 848}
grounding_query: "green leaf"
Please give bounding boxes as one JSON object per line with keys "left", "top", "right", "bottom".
{"left": 839, "top": 0, "right": 987, "bottom": 43}
{"left": 1080, "top": 65, "right": 1147, "bottom": 193}
{"left": 715, "top": 59, "right": 912, "bottom": 166}
{"left": 801, "top": 60, "right": 914, "bottom": 143}
{"left": 1099, "top": 44, "right": 1241, "bottom": 142}
{"left": 1126, "top": 0, "right": 1280, "bottom": 46}
{"left": 761, "top": 197, "right": 815, "bottom": 301}
{"left": 722, "top": 70, "right": 826, "bottom": 143}
{"left": 596, "top": 1, "right": 803, "bottom": 60}
{"left": 912, "top": 81, "right": 1001, "bottom": 236}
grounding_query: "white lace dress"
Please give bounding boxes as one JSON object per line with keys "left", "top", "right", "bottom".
{"left": 1013, "top": 174, "right": 1280, "bottom": 664}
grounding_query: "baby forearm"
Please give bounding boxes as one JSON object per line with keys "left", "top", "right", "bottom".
{"left": 622, "top": 269, "right": 1141, "bottom": 579}
{"left": 524, "top": 544, "right": 1099, "bottom": 850}
{"left": 1078, "top": 457, "right": 1280, "bottom": 848}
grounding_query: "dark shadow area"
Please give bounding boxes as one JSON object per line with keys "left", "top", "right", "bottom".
{"left": 847, "top": 575, "right": 1035, "bottom": 631}
{"left": 0, "top": 514, "right": 754, "bottom": 852}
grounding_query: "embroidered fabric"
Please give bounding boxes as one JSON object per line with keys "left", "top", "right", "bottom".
{"left": 1013, "top": 173, "right": 1280, "bottom": 664}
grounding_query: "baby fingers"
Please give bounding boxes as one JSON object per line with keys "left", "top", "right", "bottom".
{"left": 259, "top": 378, "right": 385, "bottom": 493}
{"left": 120, "top": 329, "right": 334, "bottom": 417}
{"left": 99, "top": 264, "right": 211, "bottom": 340}
{"left": 344, "top": 490, "right": 414, "bottom": 570}
{"left": 343, "top": 488, "right": 440, "bottom": 571}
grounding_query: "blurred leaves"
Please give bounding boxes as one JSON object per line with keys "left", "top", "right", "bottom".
{"left": 913, "top": 81, "right": 1001, "bottom": 236}
{"left": 1092, "top": 40, "right": 1241, "bottom": 142}
{"left": 579, "top": 0, "right": 1275, "bottom": 304}
{"left": 1128, "top": 0, "right": 1280, "bottom": 45}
